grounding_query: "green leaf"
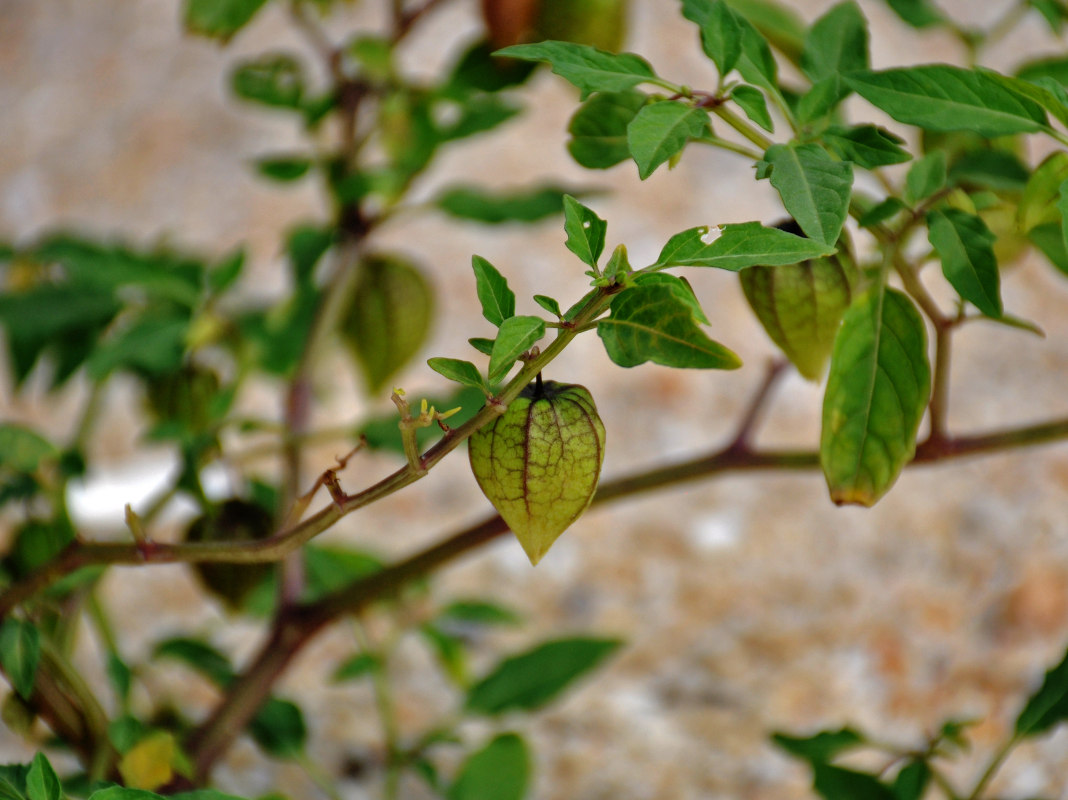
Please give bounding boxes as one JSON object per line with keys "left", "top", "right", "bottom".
{"left": 726, "top": 0, "right": 807, "bottom": 61}
{"left": 0, "top": 620, "right": 39, "bottom": 699}
{"left": 435, "top": 185, "right": 574, "bottom": 224}
{"left": 488, "top": 316, "right": 546, "bottom": 382}
{"left": 286, "top": 224, "right": 334, "bottom": 283}
{"left": 681, "top": 0, "right": 743, "bottom": 76}
{"left": 1017, "top": 55, "right": 1068, "bottom": 87}
{"left": 568, "top": 91, "right": 647, "bottom": 169}
{"left": 332, "top": 653, "right": 382, "bottom": 682}
{"left": 533, "top": 295, "right": 562, "bottom": 317}
{"left": 183, "top": 0, "right": 267, "bottom": 40}
{"left": 1030, "top": 221, "right": 1068, "bottom": 276}
{"left": 948, "top": 149, "right": 1029, "bottom": 192}
{"left": 88, "top": 789, "right": 162, "bottom": 800}
{"left": 86, "top": 315, "right": 189, "bottom": 379}
{"left": 764, "top": 143, "right": 853, "bottom": 245}
{"left": 626, "top": 101, "right": 709, "bottom": 179}
{"left": 883, "top": 0, "right": 944, "bottom": 27}
{"left": 603, "top": 244, "right": 632, "bottom": 280}
{"left": 26, "top": 754, "right": 61, "bottom": 800}
{"left": 812, "top": 764, "right": 895, "bottom": 800}
{"left": 844, "top": 66, "right": 1048, "bottom": 137}
{"left": 231, "top": 55, "right": 304, "bottom": 109}
{"left": 926, "top": 208, "right": 1002, "bottom": 318}
{"left": 448, "top": 734, "right": 530, "bottom": 800}
{"left": 208, "top": 248, "right": 245, "bottom": 293}
{"left": 494, "top": 42, "right": 658, "bottom": 99}
{"left": 1032, "top": 0, "right": 1068, "bottom": 31}
{"left": 0, "top": 426, "right": 58, "bottom": 473}
{"left": 0, "top": 770, "right": 27, "bottom": 800}
{"left": 730, "top": 85, "right": 773, "bottom": 131}
{"left": 302, "top": 545, "right": 383, "bottom": 601}
{"left": 421, "top": 623, "right": 468, "bottom": 686}
{"left": 904, "top": 151, "right": 947, "bottom": 205}
{"left": 654, "top": 221, "right": 836, "bottom": 270}
{"left": 597, "top": 284, "right": 742, "bottom": 369}
{"left": 984, "top": 71, "right": 1068, "bottom": 130}
{"left": 859, "top": 197, "right": 907, "bottom": 228}
{"left": 797, "top": 76, "right": 851, "bottom": 123}
{"left": 633, "top": 273, "right": 710, "bottom": 324}
{"left": 465, "top": 637, "right": 622, "bottom": 714}
{"left": 1015, "top": 643, "right": 1068, "bottom": 736}
{"left": 563, "top": 195, "right": 607, "bottom": 267}
{"left": 821, "top": 286, "right": 931, "bottom": 506}
{"left": 471, "top": 255, "right": 516, "bottom": 326}
{"left": 428, "top": 358, "right": 487, "bottom": 391}
{"left": 254, "top": 156, "right": 312, "bottom": 182}
{"left": 153, "top": 638, "right": 235, "bottom": 686}
{"left": 1018, "top": 152, "right": 1068, "bottom": 233}
{"left": 801, "top": 1, "right": 869, "bottom": 83}
{"left": 469, "top": 337, "right": 496, "bottom": 356}
{"left": 772, "top": 727, "right": 866, "bottom": 763}
{"left": 822, "top": 125, "right": 910, "bottom": 169}
{"left": 891, "top": 760, "right": 930, "bottom": 800}
{"left": 439, "top": 600, "right": 523, "bottom": 627}
{"left": 249, "top": 697, "right": 306, "bottom": 758}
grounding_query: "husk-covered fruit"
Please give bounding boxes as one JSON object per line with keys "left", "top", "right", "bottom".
{"left": 469, "top": 380, "right": 605, "bottom": 565}
{"left": 740, "top": 221, "right": 856, "bottom": 381}
{"left": 339, "top": 253, "right": 433, "bottom": 395}
{"left": 184, "top": 499, "right": 274, "bottom": 610}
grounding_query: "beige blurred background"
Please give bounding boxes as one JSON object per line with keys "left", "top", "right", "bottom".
{"left": 6, "top": 0, "right": 1068, "bottom": 798}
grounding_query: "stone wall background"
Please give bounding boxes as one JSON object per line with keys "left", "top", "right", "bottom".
{"left": 5, "top": 1, "right": 1068, "bottom": 798}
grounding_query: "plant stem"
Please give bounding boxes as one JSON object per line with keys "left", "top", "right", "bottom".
{"left": 966, "top": 732, "right": 1020, "bottom": 800}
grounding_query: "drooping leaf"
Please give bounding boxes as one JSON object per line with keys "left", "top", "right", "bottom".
{"left": 731, "top": 85, "right": 773, "bottom": 131}
{"left": 0, "top": 620, "right": 40, "bottom": 700}
{"left": 926, "top": 208, "right": 1002, "bottom": 318}
{"left": 469, "top": 337, "right": 496, "bottom": 356}
{"left": 845, "top": 66, "right": 1048, "bottom": 137}
{"left": 568, "top": 91, "right": 647, "bottom": 169}
{"left": 1015, "top": 644, "right": 1068, "bottom": 737}
{"left": 563, "top": 195, "right": 607, "bottom": 267}
{"left": 183, "top": 0, "right": 268, "bottom": 40}
{"left": 821, "top": 286, "right": 931, "bottom": 506}
{"left": 488, "top": 316, "right": 546, "bottom": 382}
{"left": 494, "top": 42, "right": 658, "bottom": 99}
{"left": 822, "top": 125, "right": 910, "bottom": 169}
{"left": 772, "top": 727, "right": 866, "bottom": 764}
{"left": 654, "top": 222, "right": 836, "bottom": 270}
{"left": 428, "top": 358, "right": 487, "bottom": 391}
{"left": 764, "top": 143, "right": 853, "bottom": 245}
{"left": 435, "top": 185, "right": 574, "bottom": 223}
{"left": 800, "top": 1, "right": 869, "bottom": 83}
{"left": 465, "top": 637, "right": 622, "bottom": 714}
{"left": 627, "top": 101, "right": 709, "bottom": 179}
{"left": 471, "top": 255, "right": 516, "bottom": 326}
{"left": 986, "top": 71, "right": 1068, "bottom": 130}
{"left": 597, "top": 284, "right": 741, "bottom": 369}
{"left": 448, "top": 734, "right": 530, "bottom": 800}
